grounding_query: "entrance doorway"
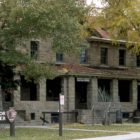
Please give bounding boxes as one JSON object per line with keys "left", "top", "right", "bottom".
{"left": 75, "top": 81, "right": 88, "bottom": 109}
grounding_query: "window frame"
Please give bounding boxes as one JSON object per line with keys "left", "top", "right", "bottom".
{"left": 30, "top": 41, "right": 39, "bottom": 60}
{"left": 137, "top": 55, "right": 140, "bottom": 67}
{"left": 56, "top": 52, "right": 63, "bottom": 63}
{"left": 80, "top": 48, "right": 88, "bottom": 64}
{"left": 20, "top": 76, "right": 39, "bottom": 101}
{"left": 119, "top": 49, "right": 126, "bottom": 66}
{"left": 100, "top": 47, "right": 108, "bottom": 65}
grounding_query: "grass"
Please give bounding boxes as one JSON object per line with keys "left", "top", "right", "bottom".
{"left": 2, "top": 123, "right": 139, "bottom": 140}
{"left": 62, "top": 123, "right": 140, "bottom": 132}
{"left": 0, "top": 128, "right": 122, "bottom": 140}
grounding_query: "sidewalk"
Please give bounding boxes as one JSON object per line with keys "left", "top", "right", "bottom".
{"left": 75, "top": 132, "right": 140, "bottom": 140}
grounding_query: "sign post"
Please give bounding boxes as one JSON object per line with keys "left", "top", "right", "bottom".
{"left": 59, "top": 94, "right": 64, "bottom": 136}
{"left": 6, "top": 107, "right": 17, "bottom": 137}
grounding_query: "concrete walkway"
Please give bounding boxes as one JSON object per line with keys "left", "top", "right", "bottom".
{"left": 75, "top": 132, "right": 140, "bottom": 140}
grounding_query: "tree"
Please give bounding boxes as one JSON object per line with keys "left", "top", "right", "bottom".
{"left": 87, "top": 0, "right": 140, "bottom": 52}
{"left": 0, "top": 0, "right": 88, "bottom": 91}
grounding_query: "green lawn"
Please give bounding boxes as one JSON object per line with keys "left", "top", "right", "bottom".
{"left": 0, "top": 128, "right": 122, "bottom": 140}
{"left": 1, "top": 123, "right": 139, "bottom": 140}
{"left": 62, "top": 123, "right": 140, "bottom": 132}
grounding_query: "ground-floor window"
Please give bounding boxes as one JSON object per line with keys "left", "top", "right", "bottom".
{"left": 98, "top": 79, "right": 111, "bottom": 102}
{"left": 137, "top": 84, "right": 140, "bottom": 109}
{"left": 4, "top": 91, "right": 12, "bottom": 102}
{"left": 20, "top": 76, "right": 39, "bottom": 101}
{"left": 118, "top": 80, "right": 131, "bottom": 102}
{"left": 46, "top": 77, "right": 61, "bottom": 101}
{"left": 31, "top": 113, "right": 35, "bottom": 120}
{"left": 51, "top": 113, "right": 59, "bottom": 123}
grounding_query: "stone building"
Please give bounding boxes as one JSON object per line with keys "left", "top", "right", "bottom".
{"left": 2, "top": 29, "right": 140, "bottom": 125}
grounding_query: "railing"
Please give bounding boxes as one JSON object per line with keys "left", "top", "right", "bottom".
{"left": 41, "top": 111, "right": 78, "bottom": 125}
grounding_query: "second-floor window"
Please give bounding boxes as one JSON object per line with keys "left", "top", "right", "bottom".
{"left": 101, "top": 48, "right": 108, "bottom": 65}
{"left": 119, "top": 49, "right": 126, "bottom": 66}
{"left": 56, "top": 52, "right": 63, "bottom": 62}
{"left": 30, "top": 41, "right": 39, "bottom": 60}
{"left": 80, "top": 49, "right": 87, "bottom": 64}
{"left": 137, "top": 55, "right": 140, "bottom": 67}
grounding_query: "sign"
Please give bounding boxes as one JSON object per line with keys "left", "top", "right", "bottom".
{"left": 77, "top": 78, "right": 90, "bottom": 82}
{"left": 0, "top": 111, "right": 6, "bottom": 121}
{"left": 60, "top": 95, "right": 64, "bottom": 105}
{"left": 6, "top": 108, "right": 17, "bottom": 123}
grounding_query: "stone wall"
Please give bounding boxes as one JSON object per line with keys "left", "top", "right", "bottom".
{"left": 13, "top": 75, "right": 138, "bottom": 125}
{"left": 12, "top": 39, "right": 140, "bottom": 125}
{"left": 88, "top": 42, "right": 136, "bottom": 68}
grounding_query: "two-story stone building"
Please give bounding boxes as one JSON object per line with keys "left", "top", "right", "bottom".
{"left": 2, "top": 29, "right": 140, "bottom": 124}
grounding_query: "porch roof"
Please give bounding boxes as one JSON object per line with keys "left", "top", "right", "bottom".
{"left": 56, "top": 64, "right": 140, "bottom": 79}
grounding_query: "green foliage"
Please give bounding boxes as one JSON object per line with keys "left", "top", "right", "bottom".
{"left": 0, "top": 0, "right": 88, "bottom": 85}
{"left": 0, "top": 0, "right": 88, "bottom": 52}
{"left": 0, "top": 64, "right": 19, "bottom": 92}
{"left": 98, "top": 88, "right": 112, "bottom": 102}
{"left": 21, "top": 61, "right": 58, "bottom": 82}
{"left": 0, "top": 50, "right": 27, "bottom": 65}
{"left": 88, "top": 0, "right": 140, "bottom": 52}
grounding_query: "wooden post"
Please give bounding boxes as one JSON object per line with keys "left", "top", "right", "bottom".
{"left": 10, "top": 121, "right": 15, "bottom": 137}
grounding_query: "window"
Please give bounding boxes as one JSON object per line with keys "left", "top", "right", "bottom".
{"left": 119, "top": 49, "right": 126, "bottom": 66}
{"left": 100, "top": 48, "right": 108, "bottom": 65}
{"left": 98, "top": 79, "right": 111, "bottom": 102}
{"left": 31, "top": 113, "right": 35, "bottom": 120}
{"left": 118, "top": 80, "right": 131, "bottom": 102}
{"left": 46, "top": 77, "right": 61, "bottom": 101}
{"left": 137, "top": 55, "right": 140, "bottom": 67}
{"left": 80, "top": 49, "right": 87, "bottom": 64}
{"left": 30, "top": 41, "right": 39, "bottom": 59}
{"left": 51, "top": 113, "right": 59, "bottom": 123}
{"left": 56, "top": 53, "right": 63, "bottom": 62}
{"left": 4, "top": 92, "right": 12, "bottom": 102}
{"left": 20, "top": 76, "right": 38, "bottom": 101}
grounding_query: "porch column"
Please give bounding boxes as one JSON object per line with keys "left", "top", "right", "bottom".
{"left": 39, "top": 78, "right": 46, "bottom": 101}
{"left": 111, "top": 79, "right": 119, "bottom": 102}
{"left": 13, "top": 75, "right": 21, "bottom": 107}
{"left": 63, "top": 77, "right": 68, "bottom": 111}
{"left": 68, "top": 77, "right": 75, "bottom": 111}
{"left": 91, "top": 77, "right": 98, "bottom": 108}
{"left": 132, "top": 80, "right": 137, "bottom": 108}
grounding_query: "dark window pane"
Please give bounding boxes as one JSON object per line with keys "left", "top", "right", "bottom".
{"left": 56, "top": 53, "right": 63, "bottom": 62}
{"left": 20, "top": 76, "right": 38, "bottom": 101}
{"left": 101, "top": 48, "right": 108, "bottom": 65}
{"left": 80, "top": 49, "right": 87, "bottom": 64}
{"left": 46, "top": 78, "right": 61, "bottom": 101}
{"left": 119, "top": 49, "right": 126, "bottom": 66}
{"left": 31, "top": 113, "right": 35, "bottom": 120}
{"left": 137, "top": 55, "right": 140, "bottom": 67}
{"left": 4, "top": 92, "right": 12, "bottom": 102}
{"left": 30, "top": 41, "right": 39, "bottom": 59}
{"left": 119, "top": 80, "right": 131, "bottom": 102}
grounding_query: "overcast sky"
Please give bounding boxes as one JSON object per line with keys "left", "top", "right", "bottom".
{"left": 86, "top": 0, "right": 102, "bottom": 7}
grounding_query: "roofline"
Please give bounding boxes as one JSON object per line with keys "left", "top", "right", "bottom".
{"left": 59, "top": 73, "right": 140, "bottom": 80}
{"left": 88, "top": 36, "right": 135, "bottom": 45}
